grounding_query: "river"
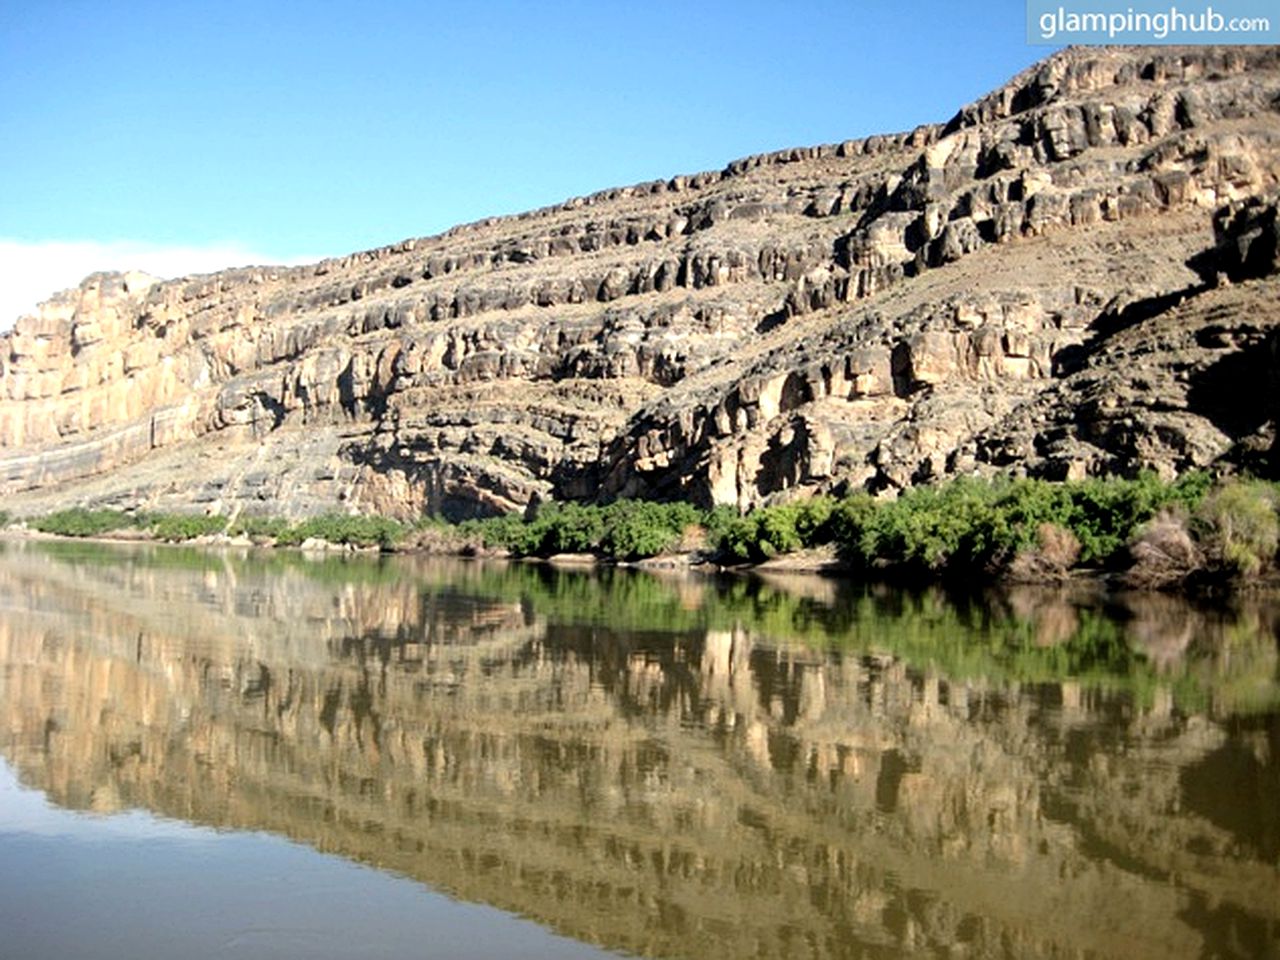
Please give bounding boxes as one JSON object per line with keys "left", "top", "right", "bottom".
{"left": 0, "top": 539, "right": 1276, "bottom": 959}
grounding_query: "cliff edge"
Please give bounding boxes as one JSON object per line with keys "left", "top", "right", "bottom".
{"left": 3, "top": 45, "right": 1279, "bottom": 519}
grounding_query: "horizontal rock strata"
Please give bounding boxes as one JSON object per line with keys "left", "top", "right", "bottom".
{"left": 2, "top": 46, "right": 1279, "bottom": 518}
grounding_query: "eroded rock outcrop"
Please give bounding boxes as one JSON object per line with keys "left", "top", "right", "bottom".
{"left": 3, "top": 45, "right": 1280, "bottom": 518}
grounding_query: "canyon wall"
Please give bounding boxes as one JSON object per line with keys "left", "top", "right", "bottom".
{"left": 2, "top": 45, "right": 1279, "bottom": 518}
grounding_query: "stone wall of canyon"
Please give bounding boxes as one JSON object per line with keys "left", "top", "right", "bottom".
{"left": 2, "top": 46, "right": 1279, "bottom": 518}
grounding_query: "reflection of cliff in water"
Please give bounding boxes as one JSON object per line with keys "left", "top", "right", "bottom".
{"left": 0, "top": 541, "right": 1277, "bottom": 960}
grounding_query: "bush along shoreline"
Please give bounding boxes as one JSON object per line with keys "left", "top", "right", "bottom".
{"left": 7, "top": 473, "right": 1279, "bottom": 591}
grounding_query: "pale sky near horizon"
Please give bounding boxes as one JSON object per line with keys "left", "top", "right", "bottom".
{"left": 0, "top": 0, "right": 1054, "bottom": 328}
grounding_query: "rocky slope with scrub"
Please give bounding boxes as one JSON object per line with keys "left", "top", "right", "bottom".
{"left": 2, "top": 45, "right": 1279, "bottom": 519}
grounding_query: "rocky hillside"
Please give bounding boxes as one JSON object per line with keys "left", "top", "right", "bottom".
{"left": 2, "top": 45, "right": 1279, "bottom": 520}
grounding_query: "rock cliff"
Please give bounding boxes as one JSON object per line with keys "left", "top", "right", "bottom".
{"left": 3, "top": 45, "right": 1279, "bottom": 519}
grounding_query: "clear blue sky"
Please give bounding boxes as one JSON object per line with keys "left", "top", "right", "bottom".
{"left": 0, "top": 0, "right": 1053, "bottom": 318}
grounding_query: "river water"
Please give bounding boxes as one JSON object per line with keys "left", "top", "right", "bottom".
{"left": 0, "top": 539, "right": 1276, "bottom": 959}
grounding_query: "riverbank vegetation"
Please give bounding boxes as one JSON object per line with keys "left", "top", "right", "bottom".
{"left": 29, "top": 508, "right": 408, "bottom": 549}
{"left": 11, "top": 472, "right": 1280, "bottom": 589}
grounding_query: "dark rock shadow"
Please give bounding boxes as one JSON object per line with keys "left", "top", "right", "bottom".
{"left": 1052, "top": 282, "right": 1226, "bottom": 379}
{"left": 251, "top": 392, "right": 286, "bottom": 434}
{"left": 756, "top": 416, "right": 814, "bottom": 497}
{"left": 755, "top": 309, "right": 788, "bottom": 334}
{"left": 1185, "top": 341, "right": 1273, "bottom": 439}
{"left": 1090, "top": 284, "right": 1208, "bottom": 341}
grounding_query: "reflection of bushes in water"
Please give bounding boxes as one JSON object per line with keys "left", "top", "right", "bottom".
{"left": 1003, "top": 587, "right": 1082, "bottom": 646}
{"left": 408, "top": 564, "right": 1274, "bottom": 714}
{"left": 9, "top": 538, "right": 223, "bottom": 571}
{"left": 470, "top": 569, "right": 1279, "bottom": 714}
{"left": 3, "top": 537, "right": 416, "bottom": 589}
{"left": 1172, "top": 609, "right": 1280, "bottom": 716}
{"left": 8, "top": 538, "right": 1278, "bottom": 715}
{"left": 824, "top": 589, "right": 1148, "bottom": 695}
{"left": 1121, "top": 593, "right": 1203, "bottom": 668}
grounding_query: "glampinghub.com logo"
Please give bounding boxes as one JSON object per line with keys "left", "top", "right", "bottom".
{"left": 1027, "top": 2, "right": 1276, "bottom": 43}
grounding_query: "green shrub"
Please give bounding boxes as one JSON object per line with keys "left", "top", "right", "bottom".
{"left": 0, "top": 510, "right": 10, "bottom": 528}
{"left": 702, "top": 505, "right": 741, "bottom": 547}
{"left": 600, "top": 500, "right": 700, "bottom": 560}
{"left": 458, "top": 500, "right": 705, "bottom": 560}
{"left": 826, "top": 474, "right": 1208, "bottom": 576}
{"left": 854, "top": 479, "right": 1000, "bottom": 572}
{"left": 231, "top": 516, "right": 295, "bottom": 541}
{"left": 1063, "top": 474, "right": 1170, "bottom": 563}
{"left": 829, "top": 494, "right": 878, "bottom": 563}
{"left": 500, "top": 510, "right": 559, "bottom": 556}
{"left": 280, "top": 514, "right": 405, "bottom": 549}
{"left": 982, "top": 479, "right": 1075, "bottom": 557}
{"left": 1193, "top": 481, "right": 1279, "bottom": 577}
{"left": 794, "top": 497, "right": 836, "bottom": 543}
{"left": 32, "top": 508, "right": 136, "bottom": 538}
{"left": 756, "top": 505, "right": 804, "bottom": 557}
{"left": 1167, "top": 470, "right": 1214, "bottom": 509}
{"left": 714, "top": 513, "right": 764, "bottom": 562}
{"left": 149, "top": 514, "right": 229, "bottom": 542}
{"left": 710, "top": 497, "right": 839, "bottom": 563}
{"left": 458, "top": 514, "right": 529, "bottom": 550}
{"left": 533, "top": 502, "right": 608, "bottom": 554}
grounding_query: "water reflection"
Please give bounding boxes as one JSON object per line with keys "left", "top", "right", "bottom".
{"left": 0, "top": 540, "right": 1276, "bottom": 959}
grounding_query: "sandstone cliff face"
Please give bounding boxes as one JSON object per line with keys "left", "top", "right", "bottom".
{"left": 2, "top": 46, "right": 1279, "bottom": 518}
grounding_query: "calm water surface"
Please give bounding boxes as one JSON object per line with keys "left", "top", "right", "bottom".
{"left": 0, "top": 540, "right": 1276, "bottom": 959}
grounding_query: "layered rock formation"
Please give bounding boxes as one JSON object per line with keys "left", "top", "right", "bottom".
{"left": 1, "top": 544, "right": 1277, "bottom": 959}
{"left": 2, "top": 45, "right": 1280, "bottom": 518}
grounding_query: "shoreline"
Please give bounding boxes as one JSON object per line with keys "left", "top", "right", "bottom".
{"left": 4, "top": 472, "right": 1278, "bottom": 595}
{"left": 5, "top": 525, "right": 1276, "bottom": 598}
